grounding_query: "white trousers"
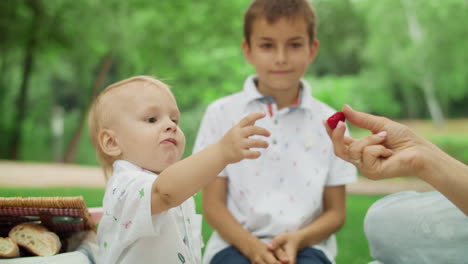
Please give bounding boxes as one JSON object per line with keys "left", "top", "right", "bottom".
{"left": 364, "top": 191, "right": 468, "bottom": 264}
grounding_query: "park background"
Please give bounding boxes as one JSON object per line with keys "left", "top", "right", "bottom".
{"left": 1, "top": 0, "right": 467, "bottom": 263}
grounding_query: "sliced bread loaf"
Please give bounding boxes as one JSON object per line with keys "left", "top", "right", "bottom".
{"left": 9, "top": 223, "right": 61, "bottom": 257}
{"left": 0, "top": 237, "right": 20, "bottom": 258}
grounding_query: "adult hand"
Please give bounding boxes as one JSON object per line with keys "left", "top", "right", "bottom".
{"left": 324, "top": 105, "right": 436, "bottom": 180}
{"left": 267, "top": 231, "right": 304, "bottom": 264}
{"left": 219, "top": 111, "right": 270, "bottom": 164}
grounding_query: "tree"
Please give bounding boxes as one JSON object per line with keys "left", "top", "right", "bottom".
{"left": 356, "top": 0, "right": 468, "bottom": 121}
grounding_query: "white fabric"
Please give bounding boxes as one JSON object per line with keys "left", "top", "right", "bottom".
{"left": 97, "top": 160, "right": 203, "bottom": 264}
{"left": 193, "top": 76, "right": 357, "bottom": 263}
{"left": 365, "top": 191, "right": 468, "bottom": 264}
{"left": 0, "top": 252, "right": 92, "bottom": 264}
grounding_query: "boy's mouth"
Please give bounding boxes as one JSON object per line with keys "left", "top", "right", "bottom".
{"left": 270, "top": 70, "right": 293, "bottom": 74}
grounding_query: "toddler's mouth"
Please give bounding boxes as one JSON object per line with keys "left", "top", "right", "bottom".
{"left": 161, "top": 138, "right": 177, "bottom": 145}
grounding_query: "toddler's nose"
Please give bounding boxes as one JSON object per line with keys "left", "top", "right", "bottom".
{"left": 165, "top": 119, "right": 177, "bottom": 132}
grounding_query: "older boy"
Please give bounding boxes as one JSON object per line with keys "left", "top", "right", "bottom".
{"left": 193, "top": 1, "right": 356, "bottom": 264}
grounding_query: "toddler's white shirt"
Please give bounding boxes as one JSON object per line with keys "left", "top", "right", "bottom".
{"left": 193, "top": 76, "right": 357, "bottom": 263}
{"left": 97, "top": 160, "right": 203, "bottom": 264}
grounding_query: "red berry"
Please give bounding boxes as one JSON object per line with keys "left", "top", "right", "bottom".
{"left": 327, "top": 111, "right": 346, "bottom": 129}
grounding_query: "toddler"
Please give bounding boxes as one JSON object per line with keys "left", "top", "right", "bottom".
{"left": 88, "top": 75, "right": 270, "bottom": 263}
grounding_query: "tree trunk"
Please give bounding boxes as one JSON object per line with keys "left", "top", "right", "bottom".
{"left": 63, "top": 53, "right": 113, "bottom": 163}
{"left": 401, "top": 0, "right": 444, "bottom": 126}
{"left": 8, "top": 0, "right": 41, "bottom": 159}
{"left": 421, "top": 73, "right": 444, "bottom": 127}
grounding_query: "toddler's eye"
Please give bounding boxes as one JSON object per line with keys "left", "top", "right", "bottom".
{"left": 172, "top": 119, "right": 179, "bottom": 125}
{"left": 146, "top": 117, "right": 157, "bottom": 123}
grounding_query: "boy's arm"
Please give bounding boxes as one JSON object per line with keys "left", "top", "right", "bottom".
{"left": 268, "top": 185, "right": 346, "bottom": 261}
{"left": 296, "top": 185, "right": 346, "bottom": 247}
{"left": 151, "top": 112, "right": 270, "bottom": 215}
{"left": 203, "top": 178, "right": 281, "bottom": 263}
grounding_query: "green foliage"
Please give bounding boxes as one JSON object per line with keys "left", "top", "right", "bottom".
{"left": 308, "top": 75, "right": 401, "bottom": 116}
{"left": 0, "top": 0, "right": 467, "bottom": 162}
{"left": 356, "top": 0, "right": 468, "bottom": 119}
{"left": 429, "top": 136, "right": 468, "bottom": 164}
{"left": 311, "top": 0, "right": 366, "bottom": 76}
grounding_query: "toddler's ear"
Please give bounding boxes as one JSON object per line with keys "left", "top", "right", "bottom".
{"left": 99, "top": 129, "right": 122, "bottom": 157}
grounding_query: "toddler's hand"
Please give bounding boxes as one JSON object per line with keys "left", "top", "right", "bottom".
{"left": 218, "top": 111, "right": 270, "bottom": 164}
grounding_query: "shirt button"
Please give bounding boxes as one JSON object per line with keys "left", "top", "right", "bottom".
{"left": 272, "top": 139, "right": 277, "bottom": 145}
{"left": 274, "top": 119, "right": 278, "bottom": 125}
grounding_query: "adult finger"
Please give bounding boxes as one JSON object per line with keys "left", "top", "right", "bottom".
{"left": 343, "top": 105, "right": 388, "bottom": 134}
{"left": 239, "top": 111, "right": 267, "bottom": 127}
{"left": 343, "top": 135, "right": 354, "bottom": 145}
{"left": 362, "top": 145, "right": 393, "bottom": 170}
{"left": 326, "top": 120, "right": 348, "bottom": 158}
{"left": 348, "top": 131, "right": 388, "bottom": 160}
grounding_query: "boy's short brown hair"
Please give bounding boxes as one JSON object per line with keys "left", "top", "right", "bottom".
{"left": 243, "top": 0, "right": 317, "bottom": 45}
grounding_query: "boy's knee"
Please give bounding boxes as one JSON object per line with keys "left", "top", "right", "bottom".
{"left": 210, "top": 246, "right": 249, "bottom": 264}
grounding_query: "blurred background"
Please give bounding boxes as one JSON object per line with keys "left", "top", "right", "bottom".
{"left": 1, "top": 1, "right": 467, "bottom": 262}
{"left": 1, "top": 0, "right": 467, "bottom": 168}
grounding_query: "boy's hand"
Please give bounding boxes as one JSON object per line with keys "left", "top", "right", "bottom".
{"left": 268, "top": 232, "right": 303, "bottom": 264}
{"left": 218, "top": 111, "right": 270, "bottom": 164}
{"left": 245, "top": 237, "right": 283, "bottom": 264}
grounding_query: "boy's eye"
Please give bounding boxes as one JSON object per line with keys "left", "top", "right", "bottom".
{"left": 260, "top": 43, "right": 273, "bottom": 49}
{"left": 146, "top": 117, "right": 157, "bottom": 123}
{"left": 291, "top": 42, "right": 302, "bottom": 48}
{"left": 172, "top": 119, "right": 179, "bottom": 125}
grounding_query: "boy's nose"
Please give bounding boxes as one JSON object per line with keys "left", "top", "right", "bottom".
{"left": 275, "top": 48, "right": 287, "bottom": 64}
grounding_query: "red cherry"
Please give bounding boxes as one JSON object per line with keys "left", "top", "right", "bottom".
{"left": 327, "top": 111, "right": 346, "bottom": 129}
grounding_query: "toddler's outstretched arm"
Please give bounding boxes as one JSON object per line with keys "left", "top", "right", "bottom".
{"left": 151, "top": 111, "right": 270, "bottom": 215}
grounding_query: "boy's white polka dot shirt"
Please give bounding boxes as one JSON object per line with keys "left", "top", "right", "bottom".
{"left": 193, "top": 75, "right": 357, "bottom": 263}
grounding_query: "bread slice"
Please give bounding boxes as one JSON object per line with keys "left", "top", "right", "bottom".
{"left": 0, "top": 237, "right": 20, "bottom": 258}
{"left": 9, "top": 223, "right": 61, "bottom": 257}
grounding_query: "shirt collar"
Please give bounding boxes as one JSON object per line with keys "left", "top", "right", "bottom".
{"left": 241, "top": 75, "right": 314, "bottom": 112}
{"left": 113, "top": 160, "right": 156, "bottom": 176}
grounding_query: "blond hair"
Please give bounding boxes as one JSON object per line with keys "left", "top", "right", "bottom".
{"left": 88, "top": 76, "right": 169, "bottom": 180}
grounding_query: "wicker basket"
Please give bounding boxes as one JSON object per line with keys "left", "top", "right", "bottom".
{"left": 0, "top": 196, "right": 95, "bottom": 237}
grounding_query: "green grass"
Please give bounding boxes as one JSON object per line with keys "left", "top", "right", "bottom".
{"left": 0, "top": 187, "right": 105, "bottom": 208}
{"left": 0, "top": 187, "right": 382, "bottom": 263}
{"left": 335, "top": 195, "right": 382, "bottom": 264}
